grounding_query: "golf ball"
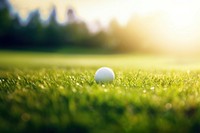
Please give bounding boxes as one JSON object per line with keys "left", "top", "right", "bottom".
{"left": 95, "top": 67, "right": 115, "bottom": 83}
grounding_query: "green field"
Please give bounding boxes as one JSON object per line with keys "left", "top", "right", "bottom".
{"left": 1, "top": 51, "right": 200, "bottom": 133}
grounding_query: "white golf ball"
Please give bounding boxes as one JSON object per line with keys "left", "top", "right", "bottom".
{"left": 95, "top": 67, "right": 115, "bottom": 83}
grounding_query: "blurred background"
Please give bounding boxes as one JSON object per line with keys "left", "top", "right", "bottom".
{"left": 1, "top": 0, "right": 200, "bottom": 56}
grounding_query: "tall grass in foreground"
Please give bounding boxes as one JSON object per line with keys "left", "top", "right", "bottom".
{"left": 0, "top": 51, "right": 200, "bottom": 132}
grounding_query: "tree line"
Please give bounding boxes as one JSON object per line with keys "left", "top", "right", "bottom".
{"left": 0, "top": 0, "right": 155, "bottom": 53}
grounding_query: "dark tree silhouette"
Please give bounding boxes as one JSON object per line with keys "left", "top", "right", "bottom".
{"left": 0, "top": 0, "right": 144, "bottom": 53}
{"left": 0, "top": 0, "right": 13, "bottom": 48}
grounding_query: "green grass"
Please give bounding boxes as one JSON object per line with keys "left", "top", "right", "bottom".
{"left": 1, "top": 51, "right": 200, "bottom": 133}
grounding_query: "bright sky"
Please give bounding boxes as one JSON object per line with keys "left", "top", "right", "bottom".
{"left": 9, "top": 0, "right": 200, "bottom": 26}
{"left": 9, "top": 0, "right": 200, "bottom": 54}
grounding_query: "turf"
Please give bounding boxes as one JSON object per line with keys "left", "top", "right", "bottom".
{"left": 1, "top": 51, "right": 200, "bottom": 133}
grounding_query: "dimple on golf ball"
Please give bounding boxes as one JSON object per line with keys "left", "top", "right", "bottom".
{"left": 95, "top": 67, "right": 115, "bottom": 83}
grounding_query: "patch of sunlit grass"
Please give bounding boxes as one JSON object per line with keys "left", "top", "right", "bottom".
{"left": 0, "top": 51, "right": 200, "bottom": 132}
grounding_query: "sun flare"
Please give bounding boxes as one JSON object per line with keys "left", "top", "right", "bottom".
{"left": 9, "top": 0, "right": 200, "bottom": 54}
{"left": 158, "top": 4, "right": 200, "bottom": 54}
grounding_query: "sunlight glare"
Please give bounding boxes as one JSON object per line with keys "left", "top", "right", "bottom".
{"left": 9, "top": 0, "right": 200, "bottom": 54}
{"left": 160, "top": 3, "right": 200, "bottom": 54}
